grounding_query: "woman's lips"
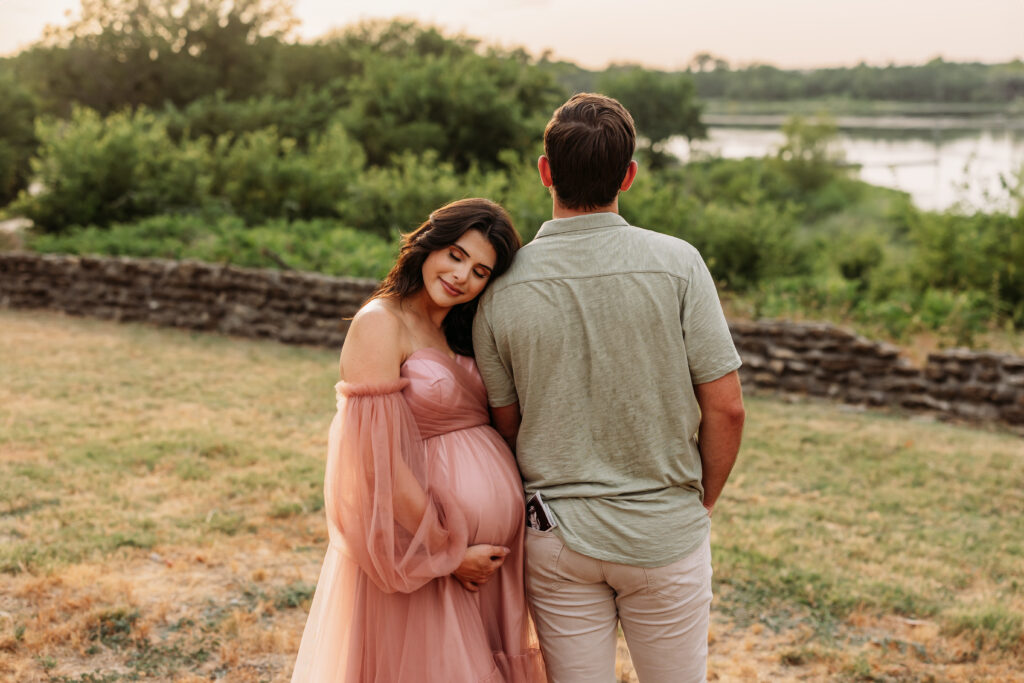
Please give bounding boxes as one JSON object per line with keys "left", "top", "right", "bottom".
{"left": 440, "top": 279, "right": 463, "bottom": 296}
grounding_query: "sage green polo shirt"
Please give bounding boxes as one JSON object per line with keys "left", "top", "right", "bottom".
{"left": 472, "top": 212, "right": 741, "bottom": 567}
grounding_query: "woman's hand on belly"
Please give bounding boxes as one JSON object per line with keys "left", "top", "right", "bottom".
{"left": 452, "top": 544, "right": 510, "bottom": 592}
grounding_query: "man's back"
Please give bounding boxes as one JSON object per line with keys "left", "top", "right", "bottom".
{"left": 473, "top": 212, "right": 741, "bottom": 566}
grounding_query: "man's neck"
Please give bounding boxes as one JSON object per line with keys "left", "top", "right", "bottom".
{"left": 551, "top": 197, "right": 619, "bottom": 220}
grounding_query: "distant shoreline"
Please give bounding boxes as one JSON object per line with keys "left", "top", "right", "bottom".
{"left": 703, "top": 112, "right": 1024, "bottom": 133}
{"left": 702, "top": 98, "right": 1024, "bottom": 128}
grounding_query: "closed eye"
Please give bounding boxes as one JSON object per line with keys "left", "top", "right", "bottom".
{"left": 449, "top": 242, "right": 492, "bottom": 278}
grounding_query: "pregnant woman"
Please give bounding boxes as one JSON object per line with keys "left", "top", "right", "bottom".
{"left": 291, "top": 198, "right": 544, "bottom": 682}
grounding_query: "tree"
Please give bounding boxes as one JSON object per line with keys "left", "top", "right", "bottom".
{"left": 0, "top": 71, "right": 40, "bottom": 205}
{"left": 14, "top": 0, "right": 297, "bottom": 113}
{"left": 690, "top": 52, "right": 715, "bottom": 73}
{"left": 338, "top": 21, "right": 561, "bottom": 171}
{"left": 772, "top": 115, "right": 846, "bottom": 191}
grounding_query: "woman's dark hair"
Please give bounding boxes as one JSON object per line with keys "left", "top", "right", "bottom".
{"left": 370, "top": 198, "right": 521, "bottom": 356}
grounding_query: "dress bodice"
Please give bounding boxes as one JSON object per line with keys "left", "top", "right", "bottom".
{"left": 400, "top": 348, "right": 491, "bottom": 439}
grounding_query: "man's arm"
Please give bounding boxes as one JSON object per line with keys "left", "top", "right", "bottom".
{"left": 491, "top": 403, "right": 521, "bottom": 452}
{"left": 694, "top": 370, "right": 745, "bottom": 516}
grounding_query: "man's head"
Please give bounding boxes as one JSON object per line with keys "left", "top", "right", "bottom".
{"left": 541, "top": 93, "right": 637, "bottom": 212}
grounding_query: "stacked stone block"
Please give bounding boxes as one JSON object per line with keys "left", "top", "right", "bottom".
{"left": 731, "top": 320, "right": 1024, "bottom": 428}
{"left": 0, "top": 253, "right": 378, "bottom": 349}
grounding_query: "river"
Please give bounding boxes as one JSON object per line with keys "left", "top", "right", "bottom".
{"left": 667, "top": 117, "right": 1024, "bottom": 212}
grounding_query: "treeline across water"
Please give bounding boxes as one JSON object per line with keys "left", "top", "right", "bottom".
{"left": 1, "top": 1, "right": 1022, "bottom": 347}
{"left": 552, "top": 57, "right": 1024, "bottom": 107}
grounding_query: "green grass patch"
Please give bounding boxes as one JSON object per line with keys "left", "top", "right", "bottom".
{"left": 943, "top": 607, "right": 1024, "bottom": 652}
{"left": 710, "top": 395, "right": 1023, "bottom": 649}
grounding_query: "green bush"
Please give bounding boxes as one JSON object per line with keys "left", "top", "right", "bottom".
{"left": 28, "top": 213, "right": 218, "bottom": 258}
{"left": 905, "top": 208, "right": 1024, "bottom": 323}
{"left": 693, "top": 201, "right": 813, "bottom": 290}
{"left": 916, "top": 288, "right": 996, "bottom": 345}
{"left": 749, "top": 276, "right": 858, "bottom": 321}
{"left": 208, "top": 122, "right": 366, "bottom": 224}
{"left": 834, "top": 228, "right": 887, "bottom": 285}
{"left": 340, "top": 150, "right": 549, "bottom": 240}
{"left": 28, "top": 214, "right": 397, "bottom": 279}
{"left": 163, "top": 88, "right": 345, "bottom": 146}
{"left": 340, "top": 151, "right": 473, "bottom": 238}
{"left": 15, "top": 107, "right": 210, "bottom": 231}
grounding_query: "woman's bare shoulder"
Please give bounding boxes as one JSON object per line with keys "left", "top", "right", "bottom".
{"left": 351, "top": 297, "right": 404, "bottom": 330}
{"left": 339, "top": 299, "right": 409, "bottom": 383}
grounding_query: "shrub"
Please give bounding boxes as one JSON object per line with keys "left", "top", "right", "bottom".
{"left": 28, "top": 214, "right": 397, "bottom": 279}
{"left": 208, "top": 122, "right": 366, "bottom": 224}
{"left": 15, "top": 106, "right": 210, "bottom": 232}
{"left": 905, "top": 208, "right": 1024, "bottom": 323}
{"left": 916, "top": 288, "right": 997, "bottom": 346}
{"left": 834, "top": 228, "right": 887, "bottom": 285}
{"left": 339, "top": 150, "right": 514, "bottom": 238}
{"left": 692, "top": 200, "right": 813, "bottom": 291}
{"left": 163, "top": 87, "right": 345, "bottom": 146}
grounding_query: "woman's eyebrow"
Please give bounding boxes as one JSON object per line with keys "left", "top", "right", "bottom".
{"left": 452, "top": 242, "right": 493, "bottom": 271}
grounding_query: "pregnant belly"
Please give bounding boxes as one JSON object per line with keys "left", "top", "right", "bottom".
{"left": 426, "top": 426, "right": 523, "bottom": 546}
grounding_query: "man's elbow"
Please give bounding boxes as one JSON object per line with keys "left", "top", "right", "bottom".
{"left": 725, "top": 400, "right": 746, "bottom": 426}
{"left": 706, "top": 397, "right": 745, "bottom": 430}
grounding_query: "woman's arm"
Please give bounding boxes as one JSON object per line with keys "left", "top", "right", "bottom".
{"left": 338, "top": 304, "right": 429, "bottom": 532}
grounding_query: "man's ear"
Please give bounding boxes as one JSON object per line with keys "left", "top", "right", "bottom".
{"left": 537, "top": 155, "right": 554, "bottom": 188}
{"left": 620, "top": 160, "right": 639, "bottom": 192}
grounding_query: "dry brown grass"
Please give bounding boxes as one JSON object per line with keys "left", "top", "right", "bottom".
{"left": 2, "top": 309, "right": 1022, "bottom": 681}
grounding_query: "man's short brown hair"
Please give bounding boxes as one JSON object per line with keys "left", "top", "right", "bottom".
{"left": 543, "top": 93, "right": 636, "bottom": 211}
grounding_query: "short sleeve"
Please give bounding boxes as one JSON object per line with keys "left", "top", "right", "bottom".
{"left": 472, "top": 300, "right": 519, "bottom": 408}
{"left": 323, "top": 379, "right": 469, "bottom": 594}
{"left": 682, "top": 256, "right": 742, "bottom": 384}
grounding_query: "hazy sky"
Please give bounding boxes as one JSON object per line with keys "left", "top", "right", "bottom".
{"left": 3, "top": 0, "right": 1023, "bottom": 68}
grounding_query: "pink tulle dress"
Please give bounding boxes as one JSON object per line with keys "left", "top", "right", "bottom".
{"left": 291, "top": 347, "right": 545, "bottom": 682}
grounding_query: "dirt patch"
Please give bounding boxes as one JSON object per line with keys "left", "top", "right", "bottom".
{"left": 0, "top": 524, "right": 323, "bottom": 682}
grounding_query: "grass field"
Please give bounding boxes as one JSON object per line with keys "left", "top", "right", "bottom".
{"left": 1, "top": 309, "right": 1022, "bottom": 682}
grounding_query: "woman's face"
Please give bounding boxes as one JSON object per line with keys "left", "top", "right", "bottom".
{"left": 421, "top": 229, "right": 498, "bottom": 309}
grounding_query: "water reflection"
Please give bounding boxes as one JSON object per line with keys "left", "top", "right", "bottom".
{"left": 669, "top": 126, "right": 1024, "bottom": 212}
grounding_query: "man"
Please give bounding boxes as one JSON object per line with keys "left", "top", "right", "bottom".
{"left": 472, "top": 93, "right": 745, "bottom": 683}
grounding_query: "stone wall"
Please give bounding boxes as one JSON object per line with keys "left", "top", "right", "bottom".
{"left": 731, "top": 320, "right": 1024, "bottom": 428}
{"left": 2, "top": 252, "right": 1022, "bottom": 430}
{"left": 0, "top": 253, "right": 378, "bottom": 348}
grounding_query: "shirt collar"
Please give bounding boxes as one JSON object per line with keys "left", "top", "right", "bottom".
{"left": 534, "top": 212, "right": 629, "bottom": 239}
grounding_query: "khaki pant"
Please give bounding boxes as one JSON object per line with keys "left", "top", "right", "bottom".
{"left": 525, "top": 530, "right": 712, "bottom": 683}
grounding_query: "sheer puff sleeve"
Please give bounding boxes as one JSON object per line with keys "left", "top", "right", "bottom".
{"left": 324, "top": 378, "right": 469, "bottom": 594}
